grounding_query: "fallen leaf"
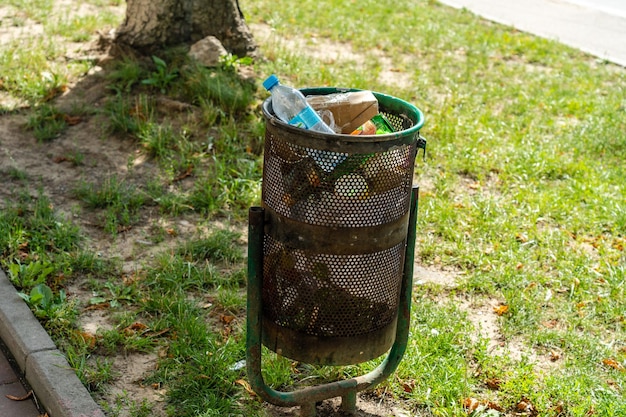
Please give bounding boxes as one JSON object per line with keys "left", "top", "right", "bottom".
{"left": 516, "top": 233, "right": 528, "bottom": 243}
{"left": 128, "top": 322, "right": 149, "bottom": 331}
{"left": 485, "top": 377, "right": 502, "bottom": 390}
{"left": 462, "top": 397, "right": 480, "bottom": 412}
{"left": 17, "top": 241, "right": 30, "bottom": 259}
{"left": 542, "top": 319, "right": 558, "bottom": 328}
{"left": 220, "top": 315, "right": 236, "bottom": 324}
{"left": 607, "top": 379, "right": 620, "bottom": 391}
{"left": 516, "top": 397, "right": 537, "bottom": 415}
{"left": 73, "top": 330, "right": 97, "bottom": 349}
{"left": 486, "top": 401, "right": 504, "bottom": 412}
{"left": 123, "top": 322, "right": 149, "bottom": 336}
{"left": 462, "top": 397, "right": 503, "bottom": 413}
{"left": 6, "top": 390, "right": 33, "bottom": 401}
{"left": 493, "top": 304, "right": 509, "bottom": 316}
{"left": 63, "top": 114, "right": 82, "bottom": 125}
{"left": 84, "top": 302, "right": 110, "bottom": 311}
{"left": 173, "top": 165, "right": 194, "bottom": 182}
{"left": 43, "top": 85, "right": 67, "bottom": 101}
{"left": 53, "top": 156, "right": 69, "bottom": 163}
{"left": 122, "top": 272, "right": 142, "bottom": 285}
{"left": 550, "top": 401, "right": 565, "bottom": 415}
{"left": 221, "top": 326, "right": 232, "bottom": 339}
{"left": 235, "top": 379, "right": 257, "bottom": 397}
{"left": 602, "top": 358, "right": 625, "bottom": 371}
{"left": 402, "top": 379, "right": 415, "bottom": 393}
{"left": 117, "top": 225, "right": 133, "bottom": 233}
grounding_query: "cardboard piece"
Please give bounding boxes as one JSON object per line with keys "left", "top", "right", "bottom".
{"left": 306, "top": 91, "right": 379, "bottom": 134}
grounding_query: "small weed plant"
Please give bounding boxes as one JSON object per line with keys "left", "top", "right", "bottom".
{"left": 141, "top": 55, "right": 179, "bottom": 93}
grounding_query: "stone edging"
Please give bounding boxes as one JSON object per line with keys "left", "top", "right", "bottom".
{"left": 0, "top": 269, "right": 104, "bottom": 417}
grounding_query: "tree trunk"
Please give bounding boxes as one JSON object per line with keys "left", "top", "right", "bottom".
{"left": 116, "top": 0, "right": 257, "bottom": 57}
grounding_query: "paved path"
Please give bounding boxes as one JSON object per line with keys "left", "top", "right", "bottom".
{"left": 438, "top": 0, "right": 626, "bottom": 67}
{"left": 0, "top": 341, "right": 41, "bottom": 416}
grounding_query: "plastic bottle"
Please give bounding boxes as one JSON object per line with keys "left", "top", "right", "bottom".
{"left": 263, "top": 75, "right": 335, "bottom": 134}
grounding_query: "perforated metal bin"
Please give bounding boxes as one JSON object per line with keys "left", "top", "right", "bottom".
{"left": 259, "top": 88, "right": 425, "bottom": 366}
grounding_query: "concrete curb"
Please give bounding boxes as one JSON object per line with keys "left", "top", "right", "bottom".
{"left": 0, "top": 269, "right": 105, "bottom": 417}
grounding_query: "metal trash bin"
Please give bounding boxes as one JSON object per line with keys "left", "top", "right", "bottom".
{"left": 259, "top": 87, "right": 425, "bottom": 365}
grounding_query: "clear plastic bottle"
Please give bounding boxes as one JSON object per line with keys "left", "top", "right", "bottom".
{"left": 263, "top": 75, "right": 335, "bottom": 134}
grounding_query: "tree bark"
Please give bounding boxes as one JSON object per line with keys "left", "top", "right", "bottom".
{"left": 116, "top": 0, "right": 257, "bottom": 57}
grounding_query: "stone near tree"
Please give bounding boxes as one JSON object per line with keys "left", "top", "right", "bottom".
{"left": 189, "top": 36, "right": 228, "bottom": 67}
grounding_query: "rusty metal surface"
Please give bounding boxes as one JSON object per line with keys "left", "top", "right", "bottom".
{"left": 263, "top": 204, "right": 410, "bottom": 255}
{"left": 262, "top": 314, "right": 398, "bottom": 365}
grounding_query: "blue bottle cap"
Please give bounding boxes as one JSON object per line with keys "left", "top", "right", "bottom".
{"left": 263, "top": 74, "right": 279, "bottom": 91}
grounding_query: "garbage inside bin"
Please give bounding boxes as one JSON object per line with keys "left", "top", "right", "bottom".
{"left": 350, "top": 114, "right": 395, "bottom": 135}
{"left": 306, "top": 90, "right": 379, "bottom": 134}
{"left": 263, "top": 74, "right": 335, "bottom": 134}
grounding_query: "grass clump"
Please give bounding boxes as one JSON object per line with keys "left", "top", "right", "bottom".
{"left": 25, "top": 104, "right": 69, "bottom": 141}
{"left": 73, "top": 175, "right": 147, "bottom": 235}
{"left": 182, "top": 63, "right": 257, "bottom": 116}
{"left": 0, "top": 192, "right": 81, "bottom": 335}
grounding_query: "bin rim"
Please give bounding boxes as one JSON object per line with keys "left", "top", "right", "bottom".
{"left": 262, "top": 87, "right": 424, "bottom": 142}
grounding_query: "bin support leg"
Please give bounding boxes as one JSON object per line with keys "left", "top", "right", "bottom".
{"left": 246, "top": 186, "right": 419, "bottom": 416}
{"left": 300, "top": 402, "right": 316, "bottom": 417}
{"left": 340, "top": 390, "right": 357, "bottom": 414}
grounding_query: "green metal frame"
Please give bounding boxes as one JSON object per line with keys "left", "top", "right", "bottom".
{"left": 246, "top": 186, "right": 419, "bottom": 416}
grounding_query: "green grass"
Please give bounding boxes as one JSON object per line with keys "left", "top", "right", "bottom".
{"left": 1, "top": 0, "right": 625, "bottom": 416}
{"left": 0, "top": 0, "right": 121, "bottom": 108}
{"left": 73, "top": 175, "right": 148, "bottom": 235}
